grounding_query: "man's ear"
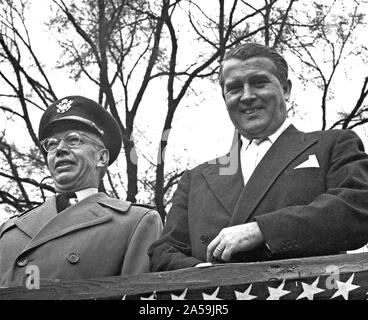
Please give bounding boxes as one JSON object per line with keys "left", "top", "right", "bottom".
{"left": 96, "top": 149, "right": 109, "bottom": 167}
{"left": 284, "top": 79, "right": 292, "bottom": 101}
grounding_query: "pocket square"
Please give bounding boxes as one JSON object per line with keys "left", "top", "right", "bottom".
{"left": 294, "top": 154, "right": 320, "bottom": 169}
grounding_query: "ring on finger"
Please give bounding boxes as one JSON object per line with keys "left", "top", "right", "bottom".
{"left": 215, "top": 246, "right": 224, "bottom": 253}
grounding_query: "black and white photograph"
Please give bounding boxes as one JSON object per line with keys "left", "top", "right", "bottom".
{"left": 1, "top": 0, "right": 368, "bottom": 306}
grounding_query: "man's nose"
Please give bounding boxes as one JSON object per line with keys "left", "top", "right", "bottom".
{"left": 240, "top": 84, "right": 256, "bottom": 103}
{"left": 55, "top": 139, "right": 70, "bottom": 156}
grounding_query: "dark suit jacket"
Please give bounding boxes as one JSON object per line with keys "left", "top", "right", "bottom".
{"left": 149, "top": 125, "right": 368, "bottom": 271}
{"left": 0, "top": 193, "right": 162, "bottom": 287}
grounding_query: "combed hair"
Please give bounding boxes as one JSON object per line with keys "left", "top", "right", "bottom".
{"left": 218, "top": 43, "right": 289, "bottom": 89}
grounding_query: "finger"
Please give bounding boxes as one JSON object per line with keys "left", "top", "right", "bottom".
{"left": 207, "top": 236, "right": 221, "bottom": 262}
{"left": 206, "top": 239, "right": 218, "bottom": 262}
{"left": 213, "top": 244, "right": 226, "bottom": 260}
{"left": 221, "top": 246, "right": 233, "bottom": 262}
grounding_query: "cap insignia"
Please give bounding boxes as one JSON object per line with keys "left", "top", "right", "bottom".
{"left": 56, "top": 98, "right": 73, "bottom": 113}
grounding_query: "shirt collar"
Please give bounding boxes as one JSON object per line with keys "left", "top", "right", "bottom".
{"left": 56, "top": 188, "right": 98, "bottom": 202}
{"left": 267, "top": 118, "right": 292, "bottom": 144}
{"left": 75, "top": 188, "right": 98, "bottom": 202}
{"left": 240, "top": 118, "right": 292, "bottom": 147}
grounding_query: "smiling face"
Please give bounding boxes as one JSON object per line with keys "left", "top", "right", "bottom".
{"left": 46, "top": 129, "right": 106, "bottom": 193}
{"left": 221, "top": 57, "right": 291, "bottom": 140}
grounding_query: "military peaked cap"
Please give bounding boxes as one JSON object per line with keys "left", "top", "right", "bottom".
{"left": 38, "top": 95, "right": 122, "bottom": 165}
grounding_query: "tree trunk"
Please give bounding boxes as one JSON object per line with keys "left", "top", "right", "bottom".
{"left": 124, "top": 138, "right": 138, "bottom": 203}
{"left": 155, "top": 139, "right": 167, "bottom": 222}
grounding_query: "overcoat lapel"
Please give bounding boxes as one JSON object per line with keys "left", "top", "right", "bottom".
{"left": 0, "top": 218, "right": 16, "bottom": 238}
{"left": 202, "top": 134, "right": 244, "bottom": 216}
{"left": 17, "top": 193, "right": 113, "bottom": 256}
{"left": 14, "top": 197, "right": 58, "bottom": 239}
{"left": 229, "top": 125, "right": 317, "bottom": 226}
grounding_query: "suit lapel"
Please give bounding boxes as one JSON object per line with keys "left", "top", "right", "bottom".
{"left": 18, "top": 193, "right": 112, "bottom": 255}
{"left": 202, "top": 164, "right": 243, "bottom": 216}
{"left": 202, "top": 134, "right": 244, "bottom": 216}
{"left": 229, "top": 125, "right": 317, "bottom": 226}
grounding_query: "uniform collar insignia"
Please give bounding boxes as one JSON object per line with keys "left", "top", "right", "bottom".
{"left": 56, "top": 98, "right": 73, "bottom": 113}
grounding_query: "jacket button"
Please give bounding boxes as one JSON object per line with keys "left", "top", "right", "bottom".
{"left": 67, "top": 252, "right": 79, "bottom": 264}
{"left": 200, "top": 234, "right": 209, "bottom": 244}
{"left": 16, "top": 257, "right": 29, "bottom": 267}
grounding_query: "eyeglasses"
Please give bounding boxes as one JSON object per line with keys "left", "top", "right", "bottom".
{"left": 41, "top": 131, "right": 104, "bottom": 153}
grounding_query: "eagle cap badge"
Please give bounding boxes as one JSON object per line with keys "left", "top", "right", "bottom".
{"left": 56, "top": 98, "right": 73, "bottom": 113}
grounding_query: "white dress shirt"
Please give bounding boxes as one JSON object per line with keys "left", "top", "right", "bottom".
{"left": 56, "top": 188, "right": 98, "bottom": 207}
{"left": 75, "top": 188, "right": 98, "bottom": 202}
{"left": 240, "top": 119, "right": 291, "bottom": 186}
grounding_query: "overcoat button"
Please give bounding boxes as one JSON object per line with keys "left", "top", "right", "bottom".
{"left": 16, "top": 257, "right": 29, "bottom": 267}
{"left": 67, "top": 252, "right": 79, "bottom": 264}
{"left": 200, "top": 235, "right": 209, "bottom": 244}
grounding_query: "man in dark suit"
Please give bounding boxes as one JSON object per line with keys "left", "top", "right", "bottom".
{"left": 0, "top": 96, "right": 162, "bottom": 287}
{"left": 148, "top": 43, "right": 368, "bottom": 271}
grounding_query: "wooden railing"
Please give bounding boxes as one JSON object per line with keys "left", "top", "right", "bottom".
{"left": 1, "top": 252, "right": 368, "bottom": 300}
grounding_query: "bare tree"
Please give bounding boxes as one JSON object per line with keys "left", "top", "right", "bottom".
{"left": 0, "top": 0, "right": 367, "bottom": 223}
{"left": 330, "top": 76, "right": 368, "bottom": 130}
{"left": 0, "top": 0, "right": 57, "bottom": 214}
{"left": 283, "top": 1, "right": 367, "bottom": 130}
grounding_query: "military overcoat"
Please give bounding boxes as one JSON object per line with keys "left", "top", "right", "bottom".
{"left": 0, "top": 193, "right": 162, "bottom": 287}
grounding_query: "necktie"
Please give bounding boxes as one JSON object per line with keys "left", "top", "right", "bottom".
{"left": 241, "top": 138, "right": 271, "bottom": 186}
{"left": 56, "top": 192, "right": 77, "bottom": 213}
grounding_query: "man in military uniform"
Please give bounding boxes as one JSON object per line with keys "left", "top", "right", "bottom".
{"left": 0, "top": 96, "right": 162, "bottom": 287}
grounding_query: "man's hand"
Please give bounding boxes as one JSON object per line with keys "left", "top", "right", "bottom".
{"left": 206, "top": 222, "right": 264, "bottom": 262}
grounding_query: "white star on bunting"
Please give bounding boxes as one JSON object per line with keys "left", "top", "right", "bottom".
{"left": 296, "top": 277, "right": 325, "bottom": 300}
{"left": 235, "top": 284, "right": 257, "bottom": 300}
{"left": 331, "top": 274, "right": 359, "bottom": 300}
{"left": 266, "top": 280, "right": 290, "bottom": 300}
{"left": 202, "top": 287, "right": 223, "bottom": 300}
{"left": 140, "top": 291, "right": 157, "bottom": 300}
{"left": 171, "top": 288, "right": 188, "bottom": 300}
